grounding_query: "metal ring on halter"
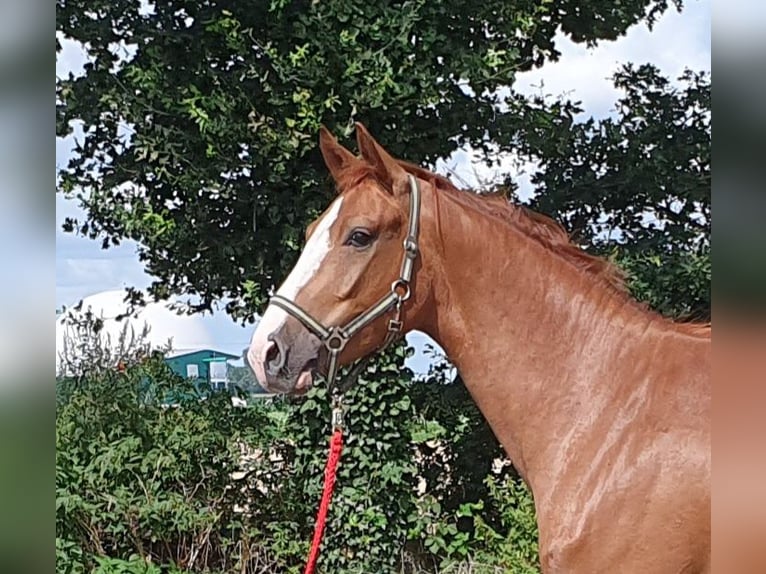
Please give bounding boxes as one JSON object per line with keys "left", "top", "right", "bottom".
{"left": 324, "top": 331, "right": 348, "bottom": 352}
{"left": 391, "top": 279, "right": 411, "bottom": 301}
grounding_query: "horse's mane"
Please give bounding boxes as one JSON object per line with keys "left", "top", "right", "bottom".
{"left": 336, "top": 160, "right": 711, "bottom": 336}
{"left": 399, "top": 162, "right": 633, "bottom": 293}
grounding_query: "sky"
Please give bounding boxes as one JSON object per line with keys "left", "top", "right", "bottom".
{"left": 55, "top": 1, "right": 711, "bottom": 372}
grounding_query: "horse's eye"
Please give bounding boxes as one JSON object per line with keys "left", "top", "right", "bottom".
{"left": 346, "top": 229, "right": 374, "bottom": 248}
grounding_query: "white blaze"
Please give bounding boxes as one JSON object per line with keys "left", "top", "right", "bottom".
{"left": 275, "top": 196, "right": 344, "bottom": 300}
{"left": 248, "top": 197, "right": 344, "bottom": 383}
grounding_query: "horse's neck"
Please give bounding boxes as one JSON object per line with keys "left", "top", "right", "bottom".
{"left": 420, "top": 194, "right": 657, "bottom": 498}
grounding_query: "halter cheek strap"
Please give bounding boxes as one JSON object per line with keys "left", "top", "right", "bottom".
{"left": 269, "top": 174, "right": 421, "bottom": 394}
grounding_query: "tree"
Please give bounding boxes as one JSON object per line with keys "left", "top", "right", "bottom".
{"left": 56, "top": 0, "right": 682, "bottom": 321}
{"left": 519, "top": 64, "right": 710, "bottom": 319}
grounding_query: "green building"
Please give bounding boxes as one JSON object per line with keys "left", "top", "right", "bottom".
{"left": 164, "top": 348, "right": 241, "bottom": 392}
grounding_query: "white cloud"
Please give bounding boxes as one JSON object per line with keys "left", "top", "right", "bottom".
{"left": 515, "top": 1, "right": 710, "bottom": 121}
{"left": 56, "top": 34, "right": 90, "bottom": 80}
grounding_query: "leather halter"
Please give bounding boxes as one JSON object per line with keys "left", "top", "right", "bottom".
{"left": 269, "top": 174, "right": 421, "bottom": 394}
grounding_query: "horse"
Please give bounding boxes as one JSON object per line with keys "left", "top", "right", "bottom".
{"left": 247, "top": 123, "right": 711, "bottom": 573}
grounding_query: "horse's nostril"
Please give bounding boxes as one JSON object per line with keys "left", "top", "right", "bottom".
{"left": 265, "top": 342, "right": 279, "bottom": 364}
{"left": 265, "top": 335, "right": 288, "bottom": 375}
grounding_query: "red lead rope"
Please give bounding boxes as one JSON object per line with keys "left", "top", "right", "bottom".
{"left": 303, "top": 428, "right": 344, "bottom": 574}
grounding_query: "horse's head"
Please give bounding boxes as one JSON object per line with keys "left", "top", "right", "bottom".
{"left": 247, "top": 123, "right": 432, "bottom": 394}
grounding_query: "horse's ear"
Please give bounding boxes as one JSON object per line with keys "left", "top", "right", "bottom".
{"left": 319, "top": 125, "right": 358, "bottom": 186}
{"left": 355, "top": 122, "right": 408, "bottom": 196}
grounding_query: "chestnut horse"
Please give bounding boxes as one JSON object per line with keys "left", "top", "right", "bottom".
{"left": 248, "top": 123, "right": 711, "bottom": 573}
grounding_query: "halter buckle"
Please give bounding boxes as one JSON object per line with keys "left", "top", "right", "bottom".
{"left": 331, "top": 397, "right": 344, "bottom": 431}
{"left": 388, "top": 318, "right": 404, "bottom": 333}
{"left": 391, "top": 279, "right": 411, "bottom": 302}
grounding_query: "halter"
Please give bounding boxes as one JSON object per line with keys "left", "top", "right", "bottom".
{"left": 269, "top": 174, "right": 421, "bottom": 395}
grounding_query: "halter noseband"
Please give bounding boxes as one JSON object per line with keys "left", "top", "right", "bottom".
{"left": 269, "top": 174, "right": 421, "bottom": 395}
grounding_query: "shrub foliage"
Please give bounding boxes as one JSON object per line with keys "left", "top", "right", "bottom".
{"left": 57, "top": 338, "right": 537, "bottom": 574}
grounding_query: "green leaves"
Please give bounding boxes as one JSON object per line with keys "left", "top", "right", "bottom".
{"left": 519, "top": 63, "right": 710, "bottom": 320}
{"left": 618, "top": 244, "right": 710, "bottom": 321}
{"left": 56, "top": 0, "right": 681, "bottom": 321}
{"left": 527, "top": 64, "right": 710, "bottom": 251}
{"left": 57, "top": 338, "right": 542, "bottom": 573}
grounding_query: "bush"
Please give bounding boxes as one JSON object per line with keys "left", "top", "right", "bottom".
{"left": 56, "top": 355, "right": 269, "bottom": 573}
{"left": 56, "top": 325, "right": 539, "bottom": 573}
